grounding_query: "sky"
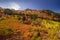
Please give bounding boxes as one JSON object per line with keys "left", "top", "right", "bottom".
{"left": 0, "top": 0, "right": 60, "bottom": 13}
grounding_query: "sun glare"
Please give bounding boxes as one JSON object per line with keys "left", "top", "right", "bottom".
{"left": 9, "top": 2, "right": 21, "bottom": 10}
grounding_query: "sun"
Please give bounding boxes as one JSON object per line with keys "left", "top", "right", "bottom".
{"left": 9, "top": 2, "right": 21, "bottom": 10}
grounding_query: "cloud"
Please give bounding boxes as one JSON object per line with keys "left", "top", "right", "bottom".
{"left": 9, "top": 2, "right": 21, "bottom": 10}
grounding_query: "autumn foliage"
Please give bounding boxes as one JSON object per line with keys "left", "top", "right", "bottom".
{"left": 0, "top": 8, "right": 60, "bottom": 40}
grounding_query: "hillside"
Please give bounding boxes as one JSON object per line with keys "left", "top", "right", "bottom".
{"left": 0, "top": 8, "right": 60, "bottom": 22}
{"left": 0, "top": 7, "right": 60, "bottom": 40}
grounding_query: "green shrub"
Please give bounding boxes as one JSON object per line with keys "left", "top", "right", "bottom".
{"left": 0, "top": 27, "right": 14, "bottom": 36}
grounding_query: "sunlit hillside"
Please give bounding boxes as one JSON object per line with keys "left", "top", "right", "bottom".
{"left": 0, "top": 7, "right": 60, "bottom": 40}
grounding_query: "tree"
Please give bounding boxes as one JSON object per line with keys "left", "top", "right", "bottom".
{"left": 30, "top": 14, "right": 37, "bottom": 20}
{"left": 4, "top": 9, "right": 13, "bottom": 15}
